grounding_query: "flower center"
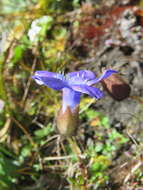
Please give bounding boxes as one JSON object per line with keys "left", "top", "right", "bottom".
{"left": 55, "top": 72, "right": 90, "bottom": 86}
{"left": 66, "top": 73, "right": 89, "bottom": 86}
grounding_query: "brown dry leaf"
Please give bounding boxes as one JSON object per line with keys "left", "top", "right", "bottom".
{"left": 90, "top": 116, "right": 100, "bottom": 127}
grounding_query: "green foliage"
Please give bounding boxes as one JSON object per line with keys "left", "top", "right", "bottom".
{"left": 28, "top": 15, "right": 54, "bottom": 44}
{"left": 12, "top": 45, "right": 26, "bottom": 64}
{"left": 89, "top": 155, "right": 110, "bottom": 188}
{"left": 34, "top": 123, "right": 54, "bottom": 139}
{"left": 39, "top": 0, "right": 74, "bottom": 13}
{"left": 84, "top": 109, "right": 129, "bottom": 157}
{"left": 79, "top": 108, "right": 129, "bottom": 188}
{"left": 0, "top": 147, "right": 18, "bottom": 190}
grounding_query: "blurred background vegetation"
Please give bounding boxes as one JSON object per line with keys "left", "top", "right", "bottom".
{"left": 0, "top": 0, "right": 143, "bottom": 189}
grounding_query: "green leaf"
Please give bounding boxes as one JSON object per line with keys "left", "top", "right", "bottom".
{"left": 34, "top": 123, "right": 53, "bottom": 138}
{"left": 20, "top": 145, "right": 32, "bottom": 157}
{"left": 85, "top": 110, "right": 97, "bottom": 120}
{"left": 101, "top": 116, "right": 110, "bottom": 128}
{"left": 12, "top": 45, "right": 25, "bottom": 64}
{"left": 0, "top": 152, "right": 18, "bottom": 189}
{"left": 95, "top": 143, "right": 104, "bottom": 153}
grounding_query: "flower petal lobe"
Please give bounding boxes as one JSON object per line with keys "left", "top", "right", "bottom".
{"left": 33, "top": 76, "right": 67, "bottom": 90}
{"left": 67, "top": 70, "right": 96, "bottom": 80}
{"left": 88, "top": 70, "right": 117, "bottom": 85}
{"left": 71, "top": 85, "right": 103, "bottom": 99}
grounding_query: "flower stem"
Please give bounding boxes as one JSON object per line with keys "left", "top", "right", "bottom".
{"left": 67, "top": 137, "right": 88, "bottom": 190}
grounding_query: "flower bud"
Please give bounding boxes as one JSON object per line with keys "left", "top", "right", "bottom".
{"left": 101, "top": 73, "right": 131, "bottom": 101}
{"left": 56, "top": 106, "right": 79, "bottom": 137}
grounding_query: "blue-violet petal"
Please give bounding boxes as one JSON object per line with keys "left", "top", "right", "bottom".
{"left": 87, "top": 69, "right": 117, "bottom": 85}
{"left": 62, "top": 88, "right": 81, "bottom": 112}
{"left": 33, "top": 76, "right": 67, "bottom": 90}
{"left": 71, "top": 85, "right": 103, "bottom": 99}
{"left": 35, "top": 71, "right": 58, "bottom": 77}
{"left": 67, "top": 70, "right": 96, "bottom": 80}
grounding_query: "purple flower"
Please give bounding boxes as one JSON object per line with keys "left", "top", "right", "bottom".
{"left": 32, "top": 69, "right": 117, "bottom": 113}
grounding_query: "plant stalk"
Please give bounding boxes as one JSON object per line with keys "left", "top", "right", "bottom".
{"left": 68, "top": 137, "right": 88, "bottom": 190}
